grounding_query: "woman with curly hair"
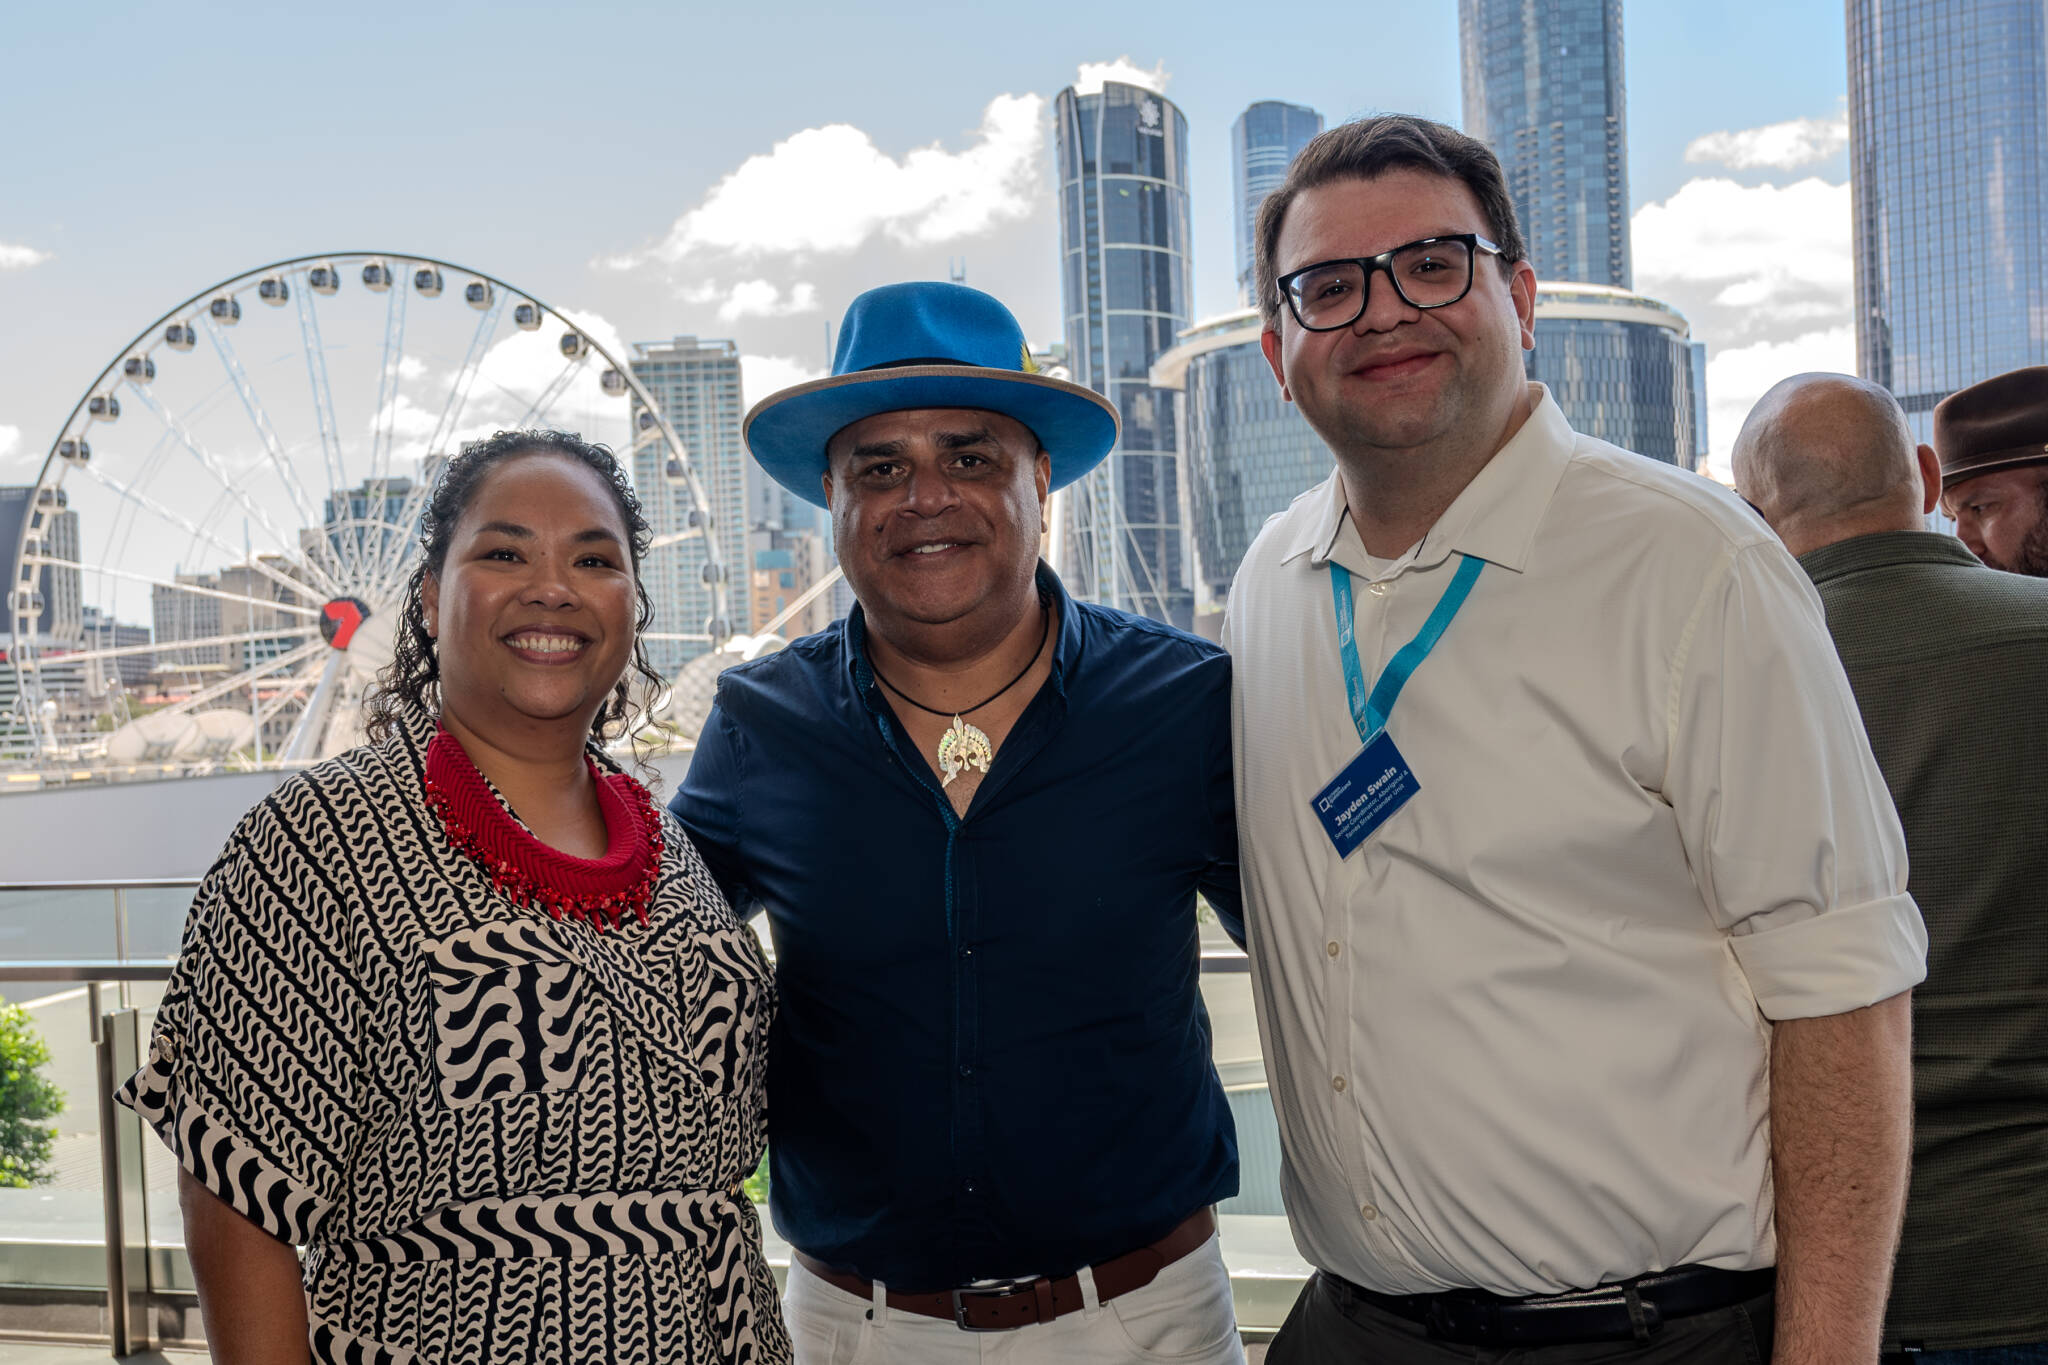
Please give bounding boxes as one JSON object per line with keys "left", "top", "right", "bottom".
{"left": 118, "top": 431, "right": 788, "bottom": 1364}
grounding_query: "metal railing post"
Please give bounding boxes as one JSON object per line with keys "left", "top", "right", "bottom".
{"left": 94, "top": 1006, "right": 152, "bottom": 1356}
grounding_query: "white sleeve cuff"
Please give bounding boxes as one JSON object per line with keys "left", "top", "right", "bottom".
{"left": 1729, "top": 891, "right": 1928, "bottom": 1020}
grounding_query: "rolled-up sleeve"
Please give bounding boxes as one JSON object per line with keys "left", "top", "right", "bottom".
{"left": 116, "top": 796, "right": 360, "bottom": 1245}
{"left": 1667, "top": 540, "right": 1927, "bottom": 1020}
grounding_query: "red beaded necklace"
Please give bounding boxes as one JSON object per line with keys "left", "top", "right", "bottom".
{"left": 421, "top": 725, "right": 664, "bottom": 932}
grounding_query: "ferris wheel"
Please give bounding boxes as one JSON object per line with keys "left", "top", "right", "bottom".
{"left": 4, "top": 252, "right": 734, "bottom": 775}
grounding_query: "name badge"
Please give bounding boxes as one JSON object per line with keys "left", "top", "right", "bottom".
{"left": 1311, "top": 728, "right": 1418, "bottom": 858}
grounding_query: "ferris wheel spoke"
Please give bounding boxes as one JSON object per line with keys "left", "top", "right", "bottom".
{"left": 24, "top": 555, "right": 324, "bottom": 618}
{"left": 198, "top": 314, "right": 322, "bottom": 533}
{"left": 359, "top": 291, "right": 507, "bottom": 603}
{"left": 120, "top": 381, "right": 349, "bottom": 600}
{"left": 68, "top": 625, "right": 317, "bottom": 667}
{"left": 276, "top": 651, "right": 345, "bottom": 763}
{"left": 515, "top": 354, "right": 586, "bottom": 430}
{"left": 368, "top": 276, "right": 411, "bottom": 485}
{"left": 146, "top": 637, "right": 332, "bottom": 719}
{"left": 292, "top": 271, "right": 350, "bottom": 522}
{"left": 70, "top": 458, "right": 328, "bottom": 611}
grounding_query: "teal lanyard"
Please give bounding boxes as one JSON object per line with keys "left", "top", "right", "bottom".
{"left": 1329, "top": 553, "right": 1486, "bottom": 745}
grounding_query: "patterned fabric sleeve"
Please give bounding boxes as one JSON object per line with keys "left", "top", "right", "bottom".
{"left": 117, "top": 789, "right": 362, "bottom": 1245}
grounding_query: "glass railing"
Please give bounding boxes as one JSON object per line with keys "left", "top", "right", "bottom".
{"left": 0, "top": 881, "right": 1310, "bottom": 1349}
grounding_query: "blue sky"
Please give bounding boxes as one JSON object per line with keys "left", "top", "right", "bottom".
{"left": 0, "top": 0, "right": 1856, "bottom": 480}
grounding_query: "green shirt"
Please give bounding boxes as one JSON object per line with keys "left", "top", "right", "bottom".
{"left": 1799, "top": 530, "right": 2048, "bottom": 1349}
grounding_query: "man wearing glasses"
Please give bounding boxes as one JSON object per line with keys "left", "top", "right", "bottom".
{"left": 1225, "top": 115, "right": 1927, "bottom": 1365}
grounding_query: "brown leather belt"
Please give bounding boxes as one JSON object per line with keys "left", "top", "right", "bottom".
{"left": 793, "top": 1207, "right": 1216, "bottom": 1332}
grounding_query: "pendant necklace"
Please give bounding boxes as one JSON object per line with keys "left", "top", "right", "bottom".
{"left": 870, "top": 605, "right": 1051, "bottom": 787}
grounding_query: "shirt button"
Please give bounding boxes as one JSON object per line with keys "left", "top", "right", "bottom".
{"left": 1326, "top": 941, "right": 1341, "bottom": 958}
{"left": 959, "top": 1064, "right": 974, "bottom": 1078}
{"left": 1332, "top": 1075, "right": 1347, "bottom": 1093}
{"left": 1369, "top": 582, "right": 1389, "bottom": 597}
{"left": 964, "top": 1180, "right": 978, "bottom": 1194}
{"left": 1361, "top": 1203, "right": 1380, "bottom": 1222}
{"left": 958, "top": 945, "right": 973, "bottom": 959}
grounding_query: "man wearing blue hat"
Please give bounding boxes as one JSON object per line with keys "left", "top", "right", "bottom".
{"left": 670, "top": 282, "right": 1247, "bottom": 1364}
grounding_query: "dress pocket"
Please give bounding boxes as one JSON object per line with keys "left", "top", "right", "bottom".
{"left": 423, "top": 920, "right": 592, "bottom": 1108}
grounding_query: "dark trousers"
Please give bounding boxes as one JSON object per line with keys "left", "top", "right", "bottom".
{"left": 1266, "top": 1271, "right": 1775, "bottom": 1365}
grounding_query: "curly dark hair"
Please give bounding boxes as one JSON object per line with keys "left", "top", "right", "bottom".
{"left": 363, "top": 429, "right": 664, "bottom": 747}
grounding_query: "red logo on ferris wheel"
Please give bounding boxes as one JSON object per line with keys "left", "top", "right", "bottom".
{"left": 321, "top": 597, "right": 371, "bottom": 650}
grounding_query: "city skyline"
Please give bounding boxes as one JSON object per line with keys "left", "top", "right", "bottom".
{"left": 3, "top": 3, "right": 1863, "bottom": 486}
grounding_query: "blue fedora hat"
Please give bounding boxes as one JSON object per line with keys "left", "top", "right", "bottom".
{"left": 743, "top": 282, "right": 1119, "bottom": 509}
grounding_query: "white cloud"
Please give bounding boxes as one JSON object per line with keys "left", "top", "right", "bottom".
{"left": 715, "top": 280, "right": 820, "bottom": 322}
{"left": 740, "top": 355, "right": 825, "bottom": 409}
{"left": 1631, "top": 164, "right": 1856, "bottom": 478}
{"left": 1685, "top": 112, "right": 1847, "bottom": 171}
{"left": 0, "top": 423, "right": 26, "bottom": 467}
{"left": 1632, "top": 176, "right": 1851, "bottom": 351}
{"left": 603, "top": 93, "right": 1045, "bottom": 271}
{"left": 397, "top": 355, "right": 428, "bottom": 381}
{"left": 0, "top": 242, "right": 51, "bottom": 270}
{"left": 1073, "top": 56, "right": 1169, "bottom": 96}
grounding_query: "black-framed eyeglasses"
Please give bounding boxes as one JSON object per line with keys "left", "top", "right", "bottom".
{"left": 1276, "top": 234, "right": 1503, "bottom": 332}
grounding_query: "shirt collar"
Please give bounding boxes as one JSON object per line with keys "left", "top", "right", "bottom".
{"left": 1286, "top": 383, "right": 1576, "bottom": 580}
{"left": 1796, "top": 529, "right": 1982, "bottom": 584}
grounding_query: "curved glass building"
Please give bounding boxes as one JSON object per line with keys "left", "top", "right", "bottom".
{"left": 1151, "top": 311, "right": 1330, "bottom": 606}
{"left": 1459, "top": 0, "right": 1632, "bottom": 289}
{"left": 1053, "top": 80, "right": 1195, "bottom": 628}
{"left": 1849, "top": 0, "right": 2048, "bottom": 432}
{"left": 1231, "top": 101, "right": 1324, "bottom": 306}
{"left": 1529, "top": 283, "right": 1698, "bottom": 467}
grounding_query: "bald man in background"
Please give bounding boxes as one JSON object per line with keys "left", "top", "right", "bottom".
{"left": 1734, "top": 373, "right": 2048, "bottom": 1363}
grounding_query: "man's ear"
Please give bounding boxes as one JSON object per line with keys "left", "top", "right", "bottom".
{"left": 1914, "top": 444, "right": 1942, "bottom": 516}
{"left": 1510, "top": 260, "right": 1538, "bottom": 351}
{"left": 1260, "top": 328, "right": 1292, "bottom": 403}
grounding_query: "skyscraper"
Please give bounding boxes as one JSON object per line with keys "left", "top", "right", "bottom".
{"left": 1527, "top": 283, "right": 1699, "bottom": 467}
{"left": 1232, "top": 101, "right": 1324, "bottom": 305}
{"left": 627, "top": 337, "right": 746, "bottom": 677}
{"left": 1849, "top": 0, "right": 2048, "bottom": 433}
{"left": 1054, "top": 79, "right": 1196, "bottom": 628}
{"left": 1459, "top": 0, "right": 1632, "bottom": 288}
{"left": 1151, "top": 309, "right": 1331, "bottom": 611}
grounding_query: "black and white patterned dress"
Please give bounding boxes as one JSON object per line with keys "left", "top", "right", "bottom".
{"left": 117, "top": 711, "right": 788, "bottom": 1364}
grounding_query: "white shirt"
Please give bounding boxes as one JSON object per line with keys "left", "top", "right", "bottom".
{"left": 1224, "top": 387, "right": 1927, "bottom": 1298}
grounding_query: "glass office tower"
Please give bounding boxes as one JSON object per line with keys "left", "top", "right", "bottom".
{"left": 627, "top": 336, "right": 747, "bottom": 677}
{"left": 1459, "top": 0, "right": 1632, "bottom": 289}
{"left": 1231, "top": 101, "right": 1324, "bottom": 306}
{"left": 1528, "top": 283, "right": 1697, "bottom": 467}
{"left": 1152, "top": 310, "right": 1331, "bottom": 607}
{"left": 1054, "top": 80, "right": 1196, "bottom": 628}
{"left": 1849, "top": 0, "right": 2048, "bottom": 433}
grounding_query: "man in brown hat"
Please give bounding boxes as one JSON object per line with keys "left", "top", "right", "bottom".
{"left": 1936, "top": 365, "right": 2048, "bottom": 576}
{"left": 1734, "top": 371, "right": 2048, "bottom": 1360}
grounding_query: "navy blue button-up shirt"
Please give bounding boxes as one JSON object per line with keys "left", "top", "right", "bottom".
{"left": 670, "top": 564, "right": 1241, "bottom": 1289}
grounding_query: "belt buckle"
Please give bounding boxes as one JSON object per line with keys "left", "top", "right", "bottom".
{"left": 951, "top": 1280, "right": 1035, "bottom": 1333}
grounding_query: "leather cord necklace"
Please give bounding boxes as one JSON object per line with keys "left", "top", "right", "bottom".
{"left": 870, "top": 604, "right": 1051, "bottom": 788}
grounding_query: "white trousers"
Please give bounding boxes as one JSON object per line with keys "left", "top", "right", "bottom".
{"left": 784, "top": 1234, "right": 1247, "bottom": 1365}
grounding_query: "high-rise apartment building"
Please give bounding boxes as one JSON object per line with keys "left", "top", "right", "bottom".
{"left": 2, "top": 485, "right": 82, "bottom": 648}
{"left": 1460, "top": 0, "right": 1632, "bottom": 289}
{"left": 1053, "top": 79, "right": 1196, "bottom": 628}
{"left": 1848, "top": 0, "right": 2048, "bottom": 433}
{"left": 1232, "top": 101, "right": 1324, "bottom": 305}
{"left": 627, "top": 337, "right": 747, "bottom": 677}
